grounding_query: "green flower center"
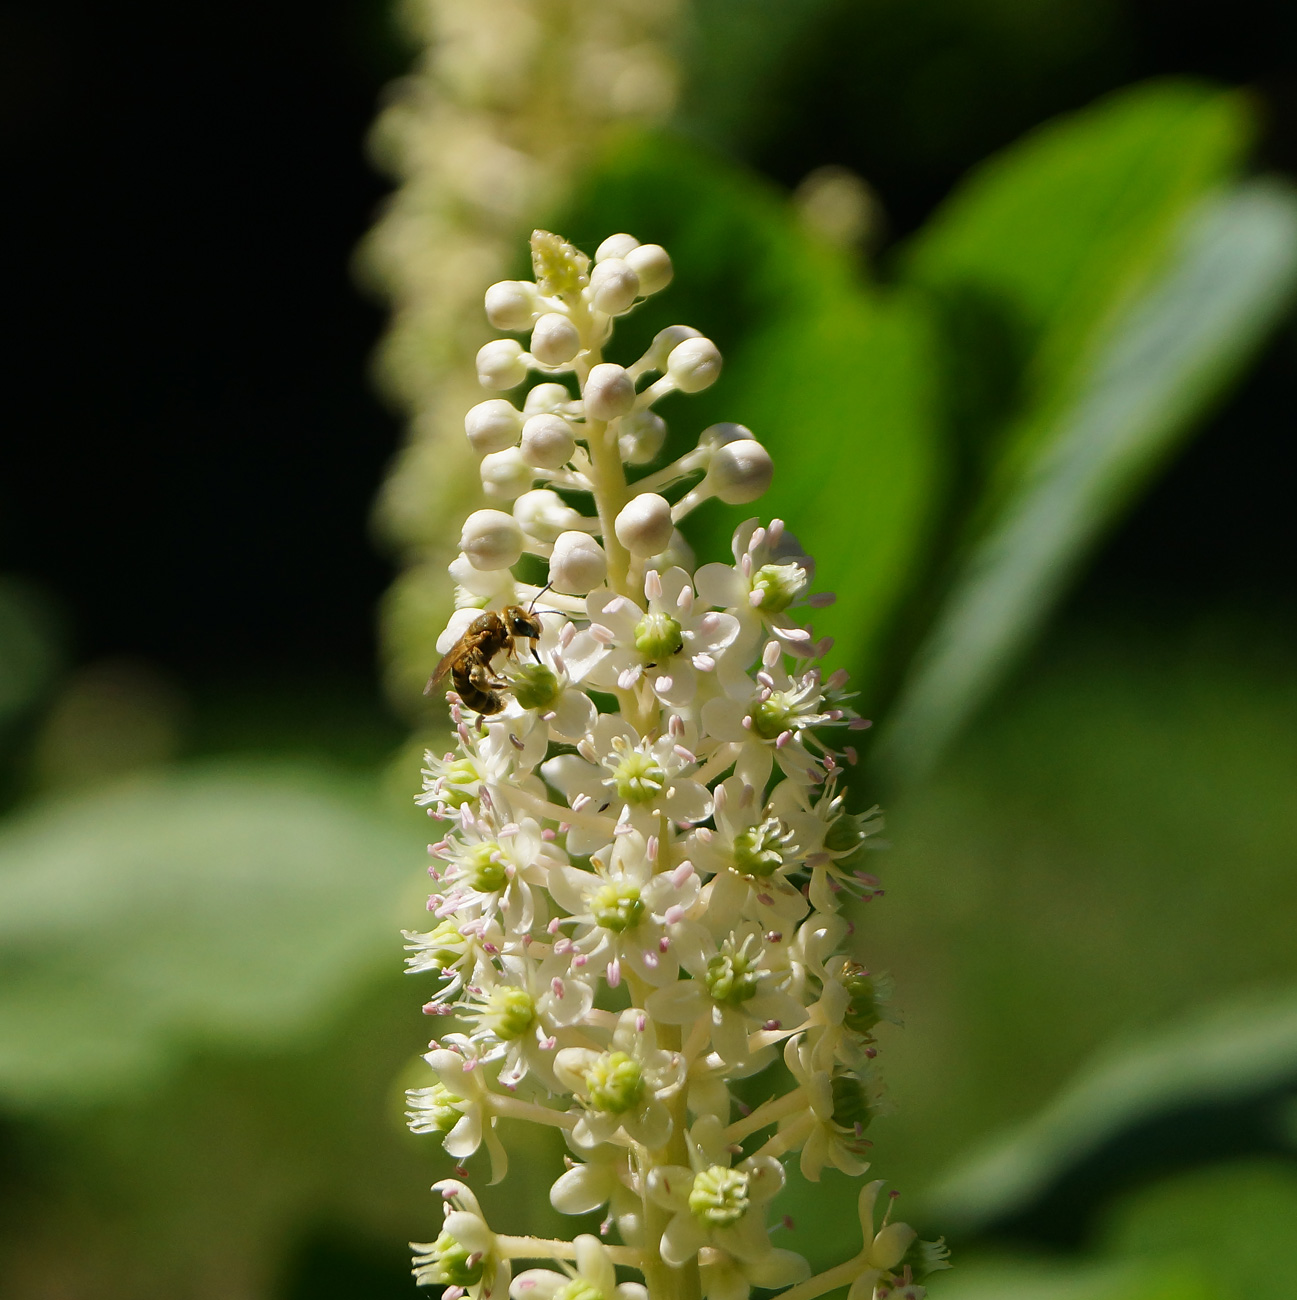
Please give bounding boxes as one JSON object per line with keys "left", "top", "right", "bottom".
{"left": 830, "top": 1074, "right": 876, "bottom": 1132}
{"left": 591, "top": 881, "right": 644, "bottom": 933}
{"left": 688, "top": 1165, "right": 750, "bottom": 1226}
{"left": 633, "top": 611, "right": 684, "bottom": 662}
{"left": 611, "top": 750, "right": 666, "bottom": 805}
{"left": 584, "top": 1050, "right": 644, "bottom": 1114}
{"left": 731, "top": 817, "right": 789, "bottom": 879}
{"left": 422, "top": 918, "right": 465, "bottom": 970}
{"left": 466, "top": 842, "right": 507, "bottom": 893}
{"left": 554, "top": 1280, "right": 604, "bottom": 1300}
{"left": 749, "top": 693, "right": 794, "bottom": 741}
{"left": 441, "top": 758, "right": 481, "bottom": 808}
{"left": 705, "top": 945, "right": 761, "bottom": 1007}
{"left": 824, "top": 811, "right": 868, "bottom": 856}
{"left": 842, "top": 963, "right": 882, "bottom": 1035}
{"left": 512, "top": 663, "right": 560, "bottom": 711}
{"left": 486, "top": 986, "right": 536, "bottom": 1040}
{"left": 750, "top": 562, "right": 807, "bottom": 614}
{"left": 430, "top": 1229, "right": 483, "bottom": 1287}
{"left": 412, "top": 1082, "right": 464, "bottom": 1134}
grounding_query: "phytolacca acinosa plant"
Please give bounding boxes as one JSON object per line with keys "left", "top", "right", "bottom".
{"left": 404, "top": 230, "right": 950, "bottom": 1300}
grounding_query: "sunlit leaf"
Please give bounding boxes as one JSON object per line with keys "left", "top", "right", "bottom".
{"left": 0, "top": 763, "right": 420, "bottom": 1106}
{"left": 878, "top": 176, "right": 1297, "bottom": 782}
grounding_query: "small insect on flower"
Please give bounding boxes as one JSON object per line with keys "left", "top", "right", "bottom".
{"left": 426, "top": 603, "right": 545, "bottom": 716}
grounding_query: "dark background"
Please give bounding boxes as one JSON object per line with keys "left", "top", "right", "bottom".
{"left": 1, "top": 0, "right": 1294, "bottom": 687}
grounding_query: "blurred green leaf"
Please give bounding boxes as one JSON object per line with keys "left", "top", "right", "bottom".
{"left": 1101, "top": 1162, "right": 1297, "bottom": 1300}
{"left": 876, "top": 81, "right": 1297, "bottom": 781}
{"left": 558, "top": 130, "right": 943, "bottom": 679}
{"left": 923, "top": 987, "right": 1297, "bottom": 1237}
{"left": 926, "top": 1258, "right": 1221, "bottom": 1300}
{"left": 0, "top": 763, "right": 420, "bottom": 1107}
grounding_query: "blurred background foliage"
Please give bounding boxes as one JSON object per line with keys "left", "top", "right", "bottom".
{"left": 2, "top": 0, "right": 1297, "bottom": 1297}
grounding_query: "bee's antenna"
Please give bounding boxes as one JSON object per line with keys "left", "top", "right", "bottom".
{"left": 527, "top": 581, "right": 554, "bottom": 615}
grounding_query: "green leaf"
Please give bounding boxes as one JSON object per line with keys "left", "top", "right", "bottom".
{"left": 920, "top": 1258, "right": 1221, "bottom": 1300}
{"left": 556, "top": 130, "right": 943, "bottom": 680}
{"left": 924, "top": 990, "right": 1297, "bottom": 1238}
{"left": 0, "top": 763, "right": 421, "bottom": 1107}
{"left": 877, "top": 173, "right": 1297, "bottom": 782}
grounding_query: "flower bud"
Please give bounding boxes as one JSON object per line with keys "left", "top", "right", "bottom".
{"left": 449, "top": 553, "right": 514, "bottom": 599}
{"left": 520, "top": 413, "right": 576, "bottom": 469}
{"left": 549, "top": 531, "right": 607, "bottom": 594}
{"left": 596, "top": 232, "right": 640, "bottom": 262}
{"left": 624, "top": 243, "right": 672, "bottom": 295}
{"left": 699, "top": 421, "right": 754, "bottom": 450}
{"left": 618, "top": 410, "right": 667, "bottom": 465}
{"left": 514, "top": 489, "right": 583, "bottom": 543}
{"left": 641, "top": 324, "right": 701, "bottom": 373}
{"left": 484, "top": 279, "right": 539, "bottom": 331}
{"left": 530, "top": 312, "right": 581, "bottom": 366}
{"left": 584, "top": 363, "right": 635, "bottom": 421}
{"left": 464, "top": 399, "right": 523, "bottom": 455}
{"left": 524, "top": 382, "right": 572, "bottom": 415}
{"left": 461, "top": 509, "right": 524, "bottom": 571}
{"left": 614, "top": 493, "right": 674, "bottom": 557}
{"left": 476, "top": 339, "right": 527, "bottom": 390}
{"left": 667, "top": 336, "right": 722, "bottom": 393}
{"left": 709, "top": 438, "right": 773, "bottom": 504}
{"left": 589, "top": 259, "right": 640, "bottom": 315}
{"left": 480, "top": 447, "right": 534, "bottom": 501}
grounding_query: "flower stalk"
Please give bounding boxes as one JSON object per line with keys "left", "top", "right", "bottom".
{"left": 404, "top": 230, "right": 950, "bottom": 1300}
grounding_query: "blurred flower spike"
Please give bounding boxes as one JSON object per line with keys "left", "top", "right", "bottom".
{"left": 403, "top": 229, "right": 949, "bottom": 1300}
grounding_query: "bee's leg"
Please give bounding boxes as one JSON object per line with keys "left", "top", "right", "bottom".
{"left": 529, "top": 639, "right": 540, "bottom": 663}
{"left": 468, "top": 663, "right": 508, "bottom": 697}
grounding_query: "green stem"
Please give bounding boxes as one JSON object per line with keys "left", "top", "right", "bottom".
{"left": 723, "top": 1085, "right": 807, "bottom": 1144}
{"left": 495, "top": 1235, "right": 641, "bottom": 1267}
{"left": 776, "top": 1260, "right": 875, "bottom": 1300}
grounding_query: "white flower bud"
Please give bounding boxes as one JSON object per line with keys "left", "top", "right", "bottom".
{"left": 667, "top": 337, "right": 722, "bottom": 393}
{"left": 595, "top": 233, "right": 640, "bottom": 262}
{"left": 624, "top": 243, "right": 672, "bottom": 294}
{"left": 476, "top": 339, "right": 527, "bottom": 390}
{"left": 484, "top": 280, "right": 539, "bottom": 331}
{"left": 709, "top": 438, "right": 773, "bottom": 504}
{"left": 519, "top": 413, "right": 576, "bottom": 469}
{"left": 583, "top": 363, "right": 635, "bottom": 421}
{"left": 449, "top": 553, "right": 514, "bottom": 599}
{"left": 549, "top": 531, "right": 607, "bottom": 595}
{"left": 589, "top": 259, "right": 640, "bottom": 315}
{"left": 618, "top": 410, "right": 667, "bottom": 465}
{"left": 614, "top": 493, "right": 674, "bottom": 557}
{"left": 642, "top": 324, "right": 700, "bottom": 373}
{"left": 461, "top": 509, "right": 524, "bottom": 571}
{"left": 524, "top": 382, "right": 572, "bottom": 415}
{"left": 530, "top": 312, "right": 581, "bottom": 366}
{"left": 464, "top": 399, "right": 523, "bottom": 455}
{"left": 699, "top": 421, "right": 754, "bottom": 450}
{"left": 514, "top": 489, "right": 584, "bottom": 543}
{"left": 480, "top": 447, "right": 534, "bottom": 501}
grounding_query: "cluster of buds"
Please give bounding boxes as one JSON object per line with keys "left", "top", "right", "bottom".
{"left": 405, "top": 231, "right": 949, "bottom": 1300}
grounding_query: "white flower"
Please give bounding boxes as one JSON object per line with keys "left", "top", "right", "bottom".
{"left": 510, "top": 1235, "right": 647, "bottom": 1300}
{"left": 646, "top": 925, "right": 805, "bottom": 1067}
{"left": 779, "top": 1036, "right": 875, "bottom": 1183}
{"left": 555, "top": 1008, "right": 685, "bottom": 1148}
{"left": 431, "top": 811, "right": 558, "bottom": 933}
{"left": 645, "top": 1116, "right": 787, "bottom": 1267}
{"left": 408, "top": 1044, "right": 509, "bottom": 1183}
{"left": 584, "top": 568, "right": 738, "bottom": 707}
{"left": 547, "top": 828, "right": 700, "bottom": 986}
{"left": 541, "top": 714, "right": 712, "bottom": 853}
{"left": 687, "top": 776, "right": 808, "bottom": 930}
{"left": 412, "top": 1179, "right": 510, "bottom": 1300}
{"left": 549, "top": 1145, "right": 642, "bottom": 1243}
{"left": 457, "top": 953, "right": 594, "bottom": 1089}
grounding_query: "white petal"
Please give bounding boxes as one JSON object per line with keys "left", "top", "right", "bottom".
{"left": 660, "top": 1210, "right": 709, "bottom": 1267}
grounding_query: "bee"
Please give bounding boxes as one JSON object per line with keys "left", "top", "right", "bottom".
{"left": 425, "top": 603, "right": 545, "bottom": 717}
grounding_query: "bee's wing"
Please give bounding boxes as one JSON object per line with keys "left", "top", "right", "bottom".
{"left": 424, "top": 648, "right": 458, "bottom": 695}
